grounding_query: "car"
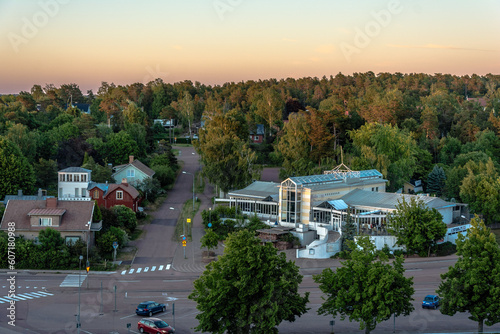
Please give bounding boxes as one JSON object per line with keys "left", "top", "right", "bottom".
{"left": 422, "top": 295, "right": 440, "bottom": 309}
{"left": 136, "top": 301, "right": 166, "bottom": 317}
{"left": 138, "top": 317, "right": 175, "bottom": 334}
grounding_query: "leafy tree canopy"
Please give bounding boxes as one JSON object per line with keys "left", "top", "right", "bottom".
{"left": 437, "top": 216, "right": 500, "bottom": 332}
{"left": 314, "top": 237, "right": 414, "bottom": 334}
{"left": 189, "top": 229, "right": 309, "bottom": 334}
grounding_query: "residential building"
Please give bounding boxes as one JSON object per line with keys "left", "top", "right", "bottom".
{"left": 0, "top": 198, "right": 101, "bottom": 245}
{"left": 112, "top": 155, "right": 155, "bottom": 186}
{"left": 89, "top": 179, "right": 141, "bottom": 212}
{"left": 58, "top": 167, "right": 92, "bottom": 200}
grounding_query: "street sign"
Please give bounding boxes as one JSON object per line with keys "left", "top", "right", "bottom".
{"left": 208, "top": 223, "right": 212, "bottom": 228}
{"left": 187, "top": 218, "right": 191, "bottom": 223}
{"left": 113, "top": 241, "right": 118, "bottom": 249}
{"left": 182, "top": 235, "right": 186, "bottom": 240}
{"left": 182, "top": 241, "right": 187, "bottom": 247}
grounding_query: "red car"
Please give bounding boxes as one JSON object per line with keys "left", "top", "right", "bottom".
{"left": 138, "top": 317, "right": 175, "bottom": 334}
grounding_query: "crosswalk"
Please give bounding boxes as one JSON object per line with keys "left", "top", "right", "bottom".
{"left": 59, "top": 274, "right": 86, "bottom": 287}
{"left": 121, "top": 264, "right": 171, "bottom": 275}
{"left": 0, "top": 291, "right": 54, "bottom": 303}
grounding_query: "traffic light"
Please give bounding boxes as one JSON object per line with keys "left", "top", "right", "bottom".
{"left": 86, "top": 266, "right": 90, "bottom": 273}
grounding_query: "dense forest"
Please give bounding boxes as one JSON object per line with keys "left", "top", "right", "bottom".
{"left": 1, "top": 72, "right": 500, "bottom": 224}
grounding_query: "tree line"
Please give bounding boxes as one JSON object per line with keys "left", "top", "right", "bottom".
{"left": 1, "top": 72, "right": 500, "bottom": 221}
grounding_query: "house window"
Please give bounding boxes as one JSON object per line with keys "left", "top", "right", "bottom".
{"left": 67, "top": 174, "right": 73, "bottom": 182}
{"left": 93, "top": 190, "right": 99, "bottom": 199}
{"left": 59, "top": 174, "right": 65, "bottom": 182}
{"left": 127, "top": 169, "right": 135, "bottom": 178}
{"left": 65, "top": 236, "right": 80, "bottom": 245}
{"left": 117, "top": 191, "right": 123, "bottom": 200}
{"left": 39, "top": 218, "right": 52, "bottom": 226}
{"left": 75, "top": 174, "right": 80, "bottom": 182}
{"left": 82, "top": 174, "right": 87, "bottom": 182}
{"left": 81, "top": 188, "right": 86, "bottom": 197}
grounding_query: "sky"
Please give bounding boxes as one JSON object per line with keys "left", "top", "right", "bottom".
{"left": 0, "top": 0, "right": 499, "bottom": 94}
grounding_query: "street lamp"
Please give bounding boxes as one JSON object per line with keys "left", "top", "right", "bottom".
{"left": 182, "top": 171, "right": 195, "bottom": 212}
{"left": 77, "top": 254, "right": 83, "bottom": 333}
{"left": 86, "top": 222, "right": 90, "bottom": 288}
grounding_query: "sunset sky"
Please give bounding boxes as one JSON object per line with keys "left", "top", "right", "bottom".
{"left": 1, "top": 0, "right": 499, "bottom": 94}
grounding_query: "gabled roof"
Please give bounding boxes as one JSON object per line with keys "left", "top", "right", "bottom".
{"left": 340, "top": 189, "right": 455, "bottom": 211}
{"left": 0, "top": 200, "right": 94, "bottom": 232}
{"left": 88, "top": 182, "right": 109, "bottom": 192}
{"left": 112, "top": 160, "right": 155, "bottom": 177}
{"left": 228, "top": 181, "right": 279, "bottom": 201}
{"left": 59, "top": 167, "right": 92, "bottom": 173}
{"left": 104, "top": 183, "right": 140, "bottom": 199}
{"left": 250, "top": 124, "right": 265, "bottom": 135}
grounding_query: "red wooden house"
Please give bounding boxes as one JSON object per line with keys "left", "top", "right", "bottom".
{"left": 89, "top": 179, "right": 141, "bottom": 212}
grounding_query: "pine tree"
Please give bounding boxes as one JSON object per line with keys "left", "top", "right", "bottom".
{"left": 427, "top": 164, "right": 446, "bottom": 196}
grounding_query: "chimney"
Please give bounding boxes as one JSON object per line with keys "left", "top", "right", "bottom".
{"left": 18, "top": 189, "right": 23, "bottom": 196}
{"left": 122, "top": 178, "right": 128, "bottom": 186}
{"left": 129, "top": 155, "right": 134, "bottom": 164}
{"left": 46, "top": 197, "right": 57, "bottom": 208}
{"left": 38, "top": 188, "right": 43, "bottom": 199}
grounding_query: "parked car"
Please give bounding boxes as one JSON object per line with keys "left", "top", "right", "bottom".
{"left": 136, "top": 301, "right": 166, "bottom": 317}
{"left": 422, "top": 295, "right": 440, "bottom": 309}
{"left": 138, "top": 317, "right": 175, "bottom": 333}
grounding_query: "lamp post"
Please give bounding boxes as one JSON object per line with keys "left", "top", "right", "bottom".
{"left": 170, "top": 207, "right": 186, "bottom": 259}
{"left": 77, "top": 254, "right": 83, "bottom": 333}
{"left": 182, "top": 171, "right": 195, "bottom": 212}
{"left": 86, "top": 222, "right": 90, "bottom": 288}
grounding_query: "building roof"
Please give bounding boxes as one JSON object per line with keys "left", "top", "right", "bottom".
{"left": 59, "top": 167, "right": 92, "bottom": 173}
{"left": 88, "top": 182, "right": 110, "bottom": 192}
{"left": 0, "top": 199, "right": 94, "bottom": 232}
{"left": 227, "top": 181, "right": 280, "bottom": 201}
{"left": 104, "top": 183, "right": 140, "bottom": 199}
{"left": 286, "top": 169, "right": 383, "bottom": 186}
{"left": 340, "top": 188, "right": 456, "bottom": 211}
{"left": 112, "top": 159, "right": 155, "bottom": 177}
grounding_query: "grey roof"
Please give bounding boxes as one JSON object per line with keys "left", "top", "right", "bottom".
{"left": 228, "top": 181, "right": 280, "bottom": 201}
{"left": 340, "top": 189, "right": 456, "bottom": 211}
{"left": 3, "top": 195, "right": 54, "bottom": 206}
{"left": 59, "top": 167, "right": 92, "bottom": 173}
{"left": 287, "top": 169, "right": 383, "bottom": 186}
{"left": 306, "top": 177, "right": 385, "bottom": 192}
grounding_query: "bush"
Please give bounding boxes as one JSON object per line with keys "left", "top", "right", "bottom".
{"left": 435, "top": 241, "right": 457, "bottom": 256}
{"left": 334, "top": 250, "right": 351, "bottom": 259}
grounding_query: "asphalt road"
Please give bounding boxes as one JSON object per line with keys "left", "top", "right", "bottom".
{"left": 1, "top": 146, "right": 500, "bottom": 333}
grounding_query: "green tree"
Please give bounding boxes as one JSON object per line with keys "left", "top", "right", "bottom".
{"left": 33, "top": 158, "right": 58, "bottom": 191}
{"left": 341, "top": 207, "right": 357, "bottom": 251}
{"left": 252, "top": 87, "right": 284, "bottom": 137}
{"left": 112, "top": 205, "right": 137, "bottom": 233}
{"left": 275, "top": 112, "right": 314, "bottom": 178}
{"left": 105, "top": 130, "right": 139, "bottom": 164}
{"left": 314, "top": 237, "right": 414, "bottom": 334}
{"left": 437, "top": 216, "right": 500, "bottom": 333}
{"left": 386, "top": 196, "right": 447, "bottom": 256}
{"left": 196, "top": 108, "right": 260, "bottom": 193}
{"left": 349, "top": 123, "right": 419, "bottom": 191}
{"left": 427, "top": 165, "right": 446, "bottom": 197}
{"left": 189, "top": 230, "right": 309, "bottom": 334}
{"left": 459, "top": 158, "right": 500, "bottom": 224}
{"left": 200, "top": 228, "right": 219, "bottom": 253}
{"left": 0, "top": 137, "right": 36, "bottom": 199}
{"left": 38, "top": 228, "right": 65, "bottom": 251}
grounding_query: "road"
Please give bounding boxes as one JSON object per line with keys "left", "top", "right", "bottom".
{"left": 1, "top": 146, "right": 500, "bottom": 333}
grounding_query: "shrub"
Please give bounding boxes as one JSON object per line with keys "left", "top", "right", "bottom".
{"left": 435, "top": 241, "right": 457, "bottom": 256}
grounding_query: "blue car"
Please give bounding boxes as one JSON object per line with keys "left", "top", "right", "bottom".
{"left": 136, "top": 301, "right": 166, "bottom": 317}
{"left": 422, "top": 295, "right": 440, "bottom": 309}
